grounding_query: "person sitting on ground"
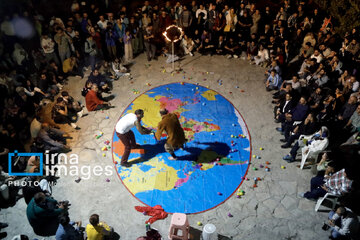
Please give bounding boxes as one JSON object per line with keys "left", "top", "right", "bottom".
{"left": 26, "top": 192, "right": 68, "bottom": 236}
{"left": 61, "top": 91, "right": 84, "bottom": 118}
{"left": 88, "top": 69, "right": 110, "bottom": 93}
{"left": 266, "top": 70, "right": 282, "bottom": 91}
{"left": 85, "top": 84, "right": 112, "bottom": 112}
{"left": 155, "top": 109, "right": 187, "bottom": 160}
{"left": 326, "top": 206, "right": 359, "bottom": 239}
{"left": 56, "top": 212, "right": 83, "bottom": 240}
{"left": 81, "top": 80, "right": 92, "bottom": 97}
{"left": 112, "top": 58, "right": 130, "bottom": 79}
{"left": 62, "top": 55, "right": 83, "bottom": 78}
{"left": 224, "top": 37, "right": 240, "bottom": 58}
{"left": 0, "top": 166, "right": 16, "bottom": 204}
{"left": 51, "top": 97, "right": 80, "bottom": 129}
{"left": 299, "top": 167, "right": 353, "bottom": 200}
{"left": 85, "top": 214, "right": 112, "bottom": 240}
{"left": 181, "top": 35, "right": 195, "bottom": 56}
{"left": 37, "top": 123, "right": 72, "bottom": 153}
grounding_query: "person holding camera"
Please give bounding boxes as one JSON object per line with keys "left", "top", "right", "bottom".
{"left": 323, "top": 207, "right": 359, "bottom": 239}
{"left": 26, "top": 192, "right": 69, "bottom": 236}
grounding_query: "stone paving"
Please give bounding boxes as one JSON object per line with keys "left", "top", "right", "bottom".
{"left": 0, "top": 53, "right": 331, "bottom": 239}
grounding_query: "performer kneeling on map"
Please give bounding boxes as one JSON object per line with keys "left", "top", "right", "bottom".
{"left": 155, "top": 109, "right": 187, "bottom": 160}
{"left": 115, "top": 109, "right": 152, "bottom": 167}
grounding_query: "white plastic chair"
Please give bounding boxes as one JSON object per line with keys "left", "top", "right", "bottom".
{"left": 300, "top": 140, "right": 329, "bottom": 169}
{"left": 315, "top": 193, "right": 339, "bottom": 212}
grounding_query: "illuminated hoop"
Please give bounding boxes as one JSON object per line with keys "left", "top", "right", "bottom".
{"left": 162, "top": 25, "right": 184, "bottom": 43}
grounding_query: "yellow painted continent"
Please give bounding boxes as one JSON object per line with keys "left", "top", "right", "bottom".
{"left": 201, "top": 90, "right": 218, "bottom": 101}
{"left": 114, "top": 154, "right": 179, "bottom": 195}
{"left": 127, "top": 94, "right": 162, "bottom": 128}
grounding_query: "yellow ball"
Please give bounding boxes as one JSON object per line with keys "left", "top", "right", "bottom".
{"left": 281, "top": 165, "right": 285, "bottom": 169}
{"left": 197, "top": 221, "right": 202, "bottom": 226}
{"left": 253, "top": 155, "right": 256, "bottom": 158}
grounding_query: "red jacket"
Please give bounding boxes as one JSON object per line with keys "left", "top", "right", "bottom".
{"left": 85, "top": 90, "right": 103, "bottom": 111}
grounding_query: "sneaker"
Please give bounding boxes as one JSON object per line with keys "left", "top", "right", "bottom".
{"left": 276, "top": 127, "right": 283, "bottom": 132}
{"left": 189, "top": 52, "right": 193, "bottom": 56}
{"left": 77, "top": 109, "right": 84, "bottom": 118}
{"left": 279, "top": 139, "right": 287, "bottom": 143}
{"left": 281, "top": 144, "right": 291, "bottom": 148}
{"left": 0, "top": 222, "right": 8, "bottom": 229}
{"left": 283, "top": 155, "right": 293, "bottom": 161}
{"left": 233, "top": 55, "right": 238, "bottom": 59}
{"left": 227, "top": 54, "right": 232, "bottom": 59}
{"left": 124, "top": 73, "right": 130, "bottom": 76}
{"left": 0, "top": 232, "right": 7, "bottom": 239}
{"left": 70, "top": 123, "right": 80, "bottom": 130}
{"left": 297, "top": 192, "right": 305, "bottom": 198}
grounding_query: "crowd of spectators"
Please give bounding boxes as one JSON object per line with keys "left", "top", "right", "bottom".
{"left": 0, "top": 0, "right": 360, "bottom": 238}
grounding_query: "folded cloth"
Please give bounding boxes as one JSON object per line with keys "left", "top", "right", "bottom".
{"left": 135, "top": 205, "right": 168, "bottom": 224}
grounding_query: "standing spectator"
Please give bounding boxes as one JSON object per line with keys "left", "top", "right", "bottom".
{"left": 123, "top": 30, "right": 133, "bottom": 63}
{"left": 84, "top": 34, "right": 98, "bottom": 70}
{"left": 143, "top": 24, "right": 156, "bottom": 61}
{"left": 54, "top": 28, "right": 72, "bottom": 65}
{"left": 40, "top": 33, "right": 59, "bottom": 65}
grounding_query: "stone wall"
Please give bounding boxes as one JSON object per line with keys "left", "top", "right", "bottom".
{"left": 314, "top": 0, "right": 360, "bottom": 35}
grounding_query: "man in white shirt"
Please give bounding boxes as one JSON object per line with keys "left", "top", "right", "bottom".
{"left": 40, "top": 33, "right": 59, "bottom": 65}
{"left": 195, "top": 4, "right": 207, "bottom": 20}
{"left": 97, "top": 15, "right": 108, "bottom": 32}
{"left": 115, "top": 109, "right": 152, "bottom": 167}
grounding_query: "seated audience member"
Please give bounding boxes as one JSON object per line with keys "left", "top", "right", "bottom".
{"left": 224, "top": 37, "right": 240, "bottom": 58}
{"left": 336, "top": 96, "right": 358, "bottom": 126}
{"left": 299, "top": 167, "right": 353, "bottom": 201}
{"left": 81, "top": 80, "right": 93, "bottom": 97}
{"left": 51, "top": 97, "right": 80, "bottom": 129}
{"left": 214, "top": 35, "right": 226, "bottom": 55}
{"left": 26, "top": 192, "right": 68, "bottom": 236}
{"left": 61, "top": 91, "right": 84, "bottom": 118}
{"left": 23, "top": 176, "right": 50, "bottom": 204}
{"left": 274, "top": 92, "right": 295, "bottom": 122}
{"left": 277, "top": 96, "right": 309, "bottom": 135}
{"left": 283, "top": 126, "right": 329, "bottom": 163}
{"left": 88, "top": 69, "right": 110, "bottom": 93}
{"left": 281, "top": 113, "right": 318, "bottom": 148}
{"left": 252, "top": 44, "right": 269, "bottom": 66}
{"left": 197, "top": 37, "right": 215, "bottom": 56}
{"left": 181, "top": 35, "right": 195, "bottom": 56}
{"left": 266, "top": 70, "right": 282, "bottom": 91}
{"left": 326, "top": 207, "right": 359, "bottom": 239}
{"left": 85, "top": 84, "right": 111, "bottom": 112}
{"left": 38, "top": 123, "right": 71, "bottom": 153}
{"left": 112, "top": 58, "right": 130, "bottom": 79}
{"left": 85, "top": 214, "right": 112, "bottom": 240}
{"left": 62, "top": 55, "right": 83, "bottom": 78}
{"left": 0, "top": 166, "right": 16, "bottom": 204}
{"left": 56, "top": 213, "right": 83, "bottom": 240}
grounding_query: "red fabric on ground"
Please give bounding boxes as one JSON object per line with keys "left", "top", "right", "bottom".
{"left": 135, "top": 205, "right": 168, "bottom": 224}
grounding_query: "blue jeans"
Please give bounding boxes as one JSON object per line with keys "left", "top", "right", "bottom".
{"left": 329, "top": 211, "right": 343, "bottom": 239}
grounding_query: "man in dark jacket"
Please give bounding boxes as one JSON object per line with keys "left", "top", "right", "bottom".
{"left": 26, "top": 192, "right": 67, "bottom": 236}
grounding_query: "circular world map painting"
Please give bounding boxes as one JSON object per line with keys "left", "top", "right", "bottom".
{"left": 112, "top": 83, "right": 251, "bottom": 214}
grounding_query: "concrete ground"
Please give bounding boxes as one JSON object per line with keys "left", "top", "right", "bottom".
{"left": 0, "top": 53, "right": 331, "bottom": 239}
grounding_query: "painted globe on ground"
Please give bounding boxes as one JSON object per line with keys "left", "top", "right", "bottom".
{"left": 112, "top": 83, "right": 251, "bottom": 214}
